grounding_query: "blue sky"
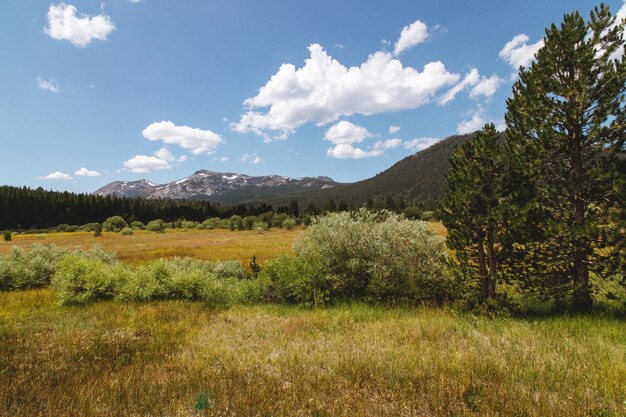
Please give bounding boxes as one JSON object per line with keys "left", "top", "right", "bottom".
{"left": 1, "top": 0, "right": 624, "bottom": 193}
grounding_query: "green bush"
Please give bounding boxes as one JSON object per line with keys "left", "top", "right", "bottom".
{"left": 130, "top": 221, "right": 146, "bottom": 230}
{"left": 261, "top": 210, "right": 457, "bottom": 306}
{"left": 0, "top": 244, "right": 65, "bottom": 290}
{"left": 3, "top": 231, "right": 11, "bottom": 242}
{"left": 102, "top": 216, "right": 128, "bottom": 232}
{"left": 180, "top": 220, "right": 198, "bottom": 229}
{"left": 282, "top": 218, "right": 296, "bottom": 230}
{"left": 53, "top": 255, "right": 127, "bottom": 305}
{"left": 146, "top": 219, "right": 166, "bottom": 233}
{"left": 121, "top": 227, "right": 134, "bottom": 235}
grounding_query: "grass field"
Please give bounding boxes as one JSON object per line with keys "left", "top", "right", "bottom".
{"left": 1, "top": 289, "right": 624, "bottom": 417}
{"left": 0, "top": 228, "right": 300, "bottom": 266}
{"left": 2, "top": 223, "right": 623, "bottom": 416}
{"left": 0, "top": 223, "right": 447, "bottom": 267}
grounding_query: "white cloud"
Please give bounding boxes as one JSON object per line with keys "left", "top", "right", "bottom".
{"left": 389, "top": 125, "right": 400, "bottom": 134}
{"left": 438, "top": 68, "right": 480, "bottom": 105}
{"left": 403, "top": 137, "right": 440, "bottom": 152}
{"left": 469, "top": 75, "right": 503, "bottom": 99}
{"left": 143, "top": 121, "right": 224, "bottom": 155}
{"left": 394, "top": 20, "right": 428, "bottom": 56}
{"left": 38, "top": 171, "right": 73, "bottom": 180}
{"left": 129, "top": 0, "right": 141, "bottom": 3}
{"left": 36, "top": 77, "right": 60, "bottom": 93}
{"left": 74, "top": 167, "right": 100, "bottom": 177}
{"left": 374, "top": 138, "right": 402, "bottom": 150}
{"left": 240, "top": 154, "right": 264, "bottom": 164}
{"left": 457, "top": 111, "right": 486, "bottom": 135}
{"left": 233, "top": 43, "right": 459, "bottom": 141}
{"left": 499, "top": 34, "right": 544, "bottom": 69}
{"left": 323, "top": 121, "right": 372, "bottom": 145}
{"left": 177, "top": 155, "right": 188, "bottom": 162}
{"left": 123, "top": 155, "right": 172, "bottom": 173}
{"left": 326, "top": 144, "right": 383, "bottom": 159}
{"left": 153, "top": 147, "right": 175, "bottom": 162}
{"left": 44, "top": 3, "right": 115, "bottom": 48}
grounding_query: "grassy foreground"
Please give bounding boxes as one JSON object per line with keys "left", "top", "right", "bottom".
{"left": 1, "top": 290, "right": 624, "bottom": 417}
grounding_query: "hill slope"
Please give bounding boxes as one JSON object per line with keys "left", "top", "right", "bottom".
{"left": 261, "top": 133, "right": 473, "bottom": 209}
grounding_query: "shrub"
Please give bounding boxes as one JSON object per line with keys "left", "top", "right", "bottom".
{"left": 80, "top": 223, "right": 100, "bottom": 232}
{"left": 262, "top": 210, "right": 458, "bottom": 306}
{"left": 3, "top": 231, "right": 11, "bottom": 242}
{"left": 253, "top": 221, "right": 269, "bottom": 232}
{"left": 0, "top": 244, "right": 65, "bottom": 290}
{"left": 65, "top": 225, "right": 79, "bottom": 233}
{"left": 130, "top": 221, "right": 146, "bottom": 230}
{"left": 180, "top": 220, "right": 198, "bottom": 229}
{"left": 121, "top": 227, "right": 134, "bottom": 235}
{"left": 53, "top": 255, "right": 127, "bottom": 305}
{"left": 146, "top": 219, "right": 166, "bottom": 233}
{"left": 102, "top": 216, "right": 128, "bottom": 232}
{"left": 282, "top": 218, "right": 296, "bottom": 230}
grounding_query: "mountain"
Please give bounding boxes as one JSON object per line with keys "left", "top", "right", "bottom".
{"left": 258, "top": 133, "right": 474, "bottom": 209}
{"left": 93, "top": 170, "right": 338, "bottom": 204}
{"left": 94, "top": 133, "right": 473, "bottom": 208}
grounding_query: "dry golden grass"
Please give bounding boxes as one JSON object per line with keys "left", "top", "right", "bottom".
{"left": 0, "top": 228, "right": 300, "bottom": 266}
{"left": 1, "top": 289, "right": 624, "bottom": 417}
{"left": 0, "top": 222, "right": 448, "bottom": 267}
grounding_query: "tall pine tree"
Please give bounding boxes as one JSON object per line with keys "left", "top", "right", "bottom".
{"left": 505, "top": 4, "right": 626, "bottom": 311}
{"left": 440, "top": 124, "right": 505, "bottom": 300}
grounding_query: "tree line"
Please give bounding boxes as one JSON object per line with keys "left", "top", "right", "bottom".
{"left": 441, "top": 4, "right": 626, "bottom": 312}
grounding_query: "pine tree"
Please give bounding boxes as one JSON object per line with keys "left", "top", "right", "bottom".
{"left": 505, "top": 4, "right": 626, "bottom": 311}
{"left": 440, "top": 124, "right": 505, "bottom": 299}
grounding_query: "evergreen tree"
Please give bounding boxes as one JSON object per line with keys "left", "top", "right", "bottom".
{"left": 440, "top": 124, "right": 505, "bottom": 299}
{"left": 505, "top": 4, "right": 626, "bottom": 311}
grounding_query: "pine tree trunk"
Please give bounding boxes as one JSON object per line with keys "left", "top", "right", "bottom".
{"left": 476, "top": 231, "right": 489, "bottom": 299}
{"left": 570, "top": 128, "right": 592, "bottom": 312}
{"left": 486, "top": 232, "right": 497, "bottom": 299}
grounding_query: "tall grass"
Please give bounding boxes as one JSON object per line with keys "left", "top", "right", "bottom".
{"left": 0, "top": 292, "right": 623, "bottom": 417}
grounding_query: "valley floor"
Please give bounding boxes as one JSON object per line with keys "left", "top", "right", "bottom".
{"left": 1, "top": 289, "right": 624, "bottom": 417}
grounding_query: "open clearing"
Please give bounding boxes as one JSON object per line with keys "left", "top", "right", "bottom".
{"left": 0, "top": 223, "right": 447, "bottom": 267}
{"left": 1, "top": 290, "right": 624, "bottom": 417}
{"left": 0, "top": 228, "right": 300, "bottom": 266}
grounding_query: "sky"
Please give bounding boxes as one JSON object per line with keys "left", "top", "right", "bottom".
{"left": 1, "top": 0, "right": 625, "bottom": 193}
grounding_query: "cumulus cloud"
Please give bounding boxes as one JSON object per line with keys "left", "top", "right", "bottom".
{"left": 240, "top": 154, "right": 264, "bottom": 164}
{"left": 469, "top": 75, "right": 503, "bottom": 99}
{"left": 389, "top": 125, "right": 400, "bottom": 134}
{"left": 36, "top": 77, "right": 60, "bottom": 93}
{"left": 143, "top": 121, "right": 224, "bottom": 155}
{"left": 457, "top": 109, "right": 487, "bottom": 135}
{"left": 38, "top": 171, "right": 73, "bottom": 180}
{"left": 438, "top": 68, "right": 480, "bottom": 105}
{"left": 123, "top": 155, "right": 172, "bottom": 173}
{"left": 394, "top": 20, "right": 428, "bottom": 56}
{"left": 326, "top": 144, "right": 383, "bottom": 159}
{"left": 438, "top": 69, "right": 502, "bottom": 104}
{"left": 122, "top": 148, "right": 183, "bottom": 173}
{"left": 153, "top": 147, "right": 175, "bottom": 162}
{"left": 373, "top": 138, "right": 402, "bottom": 150}
{"left": 403, "top": 137, "right": 440, "bottom": 152}
{"left": 44, "top": 3, "right": 115, "bottom": 47}
{"left": 499, "top": 34, "right": 544, "bottom": 69}
{"left": 323, "top": 121, "right": 372, "bottom": 145}
{"left": 74, "top": 167, "right": 100, "bottom": 177}
{"left": 233, "top": 43, "right": 459, "bottom": 141}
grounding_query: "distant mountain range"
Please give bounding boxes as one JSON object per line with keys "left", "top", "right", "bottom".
{"left": 94, "top": 133, "right": 474, "bottom": 208}
{"left": 93, "top": 170, "right": 338, "bottom": 204}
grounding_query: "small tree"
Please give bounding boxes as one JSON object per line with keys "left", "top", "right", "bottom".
{"left": 94, "top": 223, "right": 102, "bottom": 238}
{"left": 440, "top": 124, "right": 505, "bottom": 300}
{"left": 146, "top": 219, "right": 165, "bottom": 233}
{"left": 3, "top": 231, "right": 11, "bottom": 242}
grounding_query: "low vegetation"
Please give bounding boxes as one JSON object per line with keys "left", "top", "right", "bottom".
{"left": 1, "top": 291, "right": 624, "bottom": 417}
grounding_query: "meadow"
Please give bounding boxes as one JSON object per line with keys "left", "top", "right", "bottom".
{"left": 0, "top": 228, "right": 300, "bottom": 266}
{"left": 1, "top": 290, "right": 624, "bottom": 417}
{"left": 1, "top": 224, "right": 624, "bottom": 417}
